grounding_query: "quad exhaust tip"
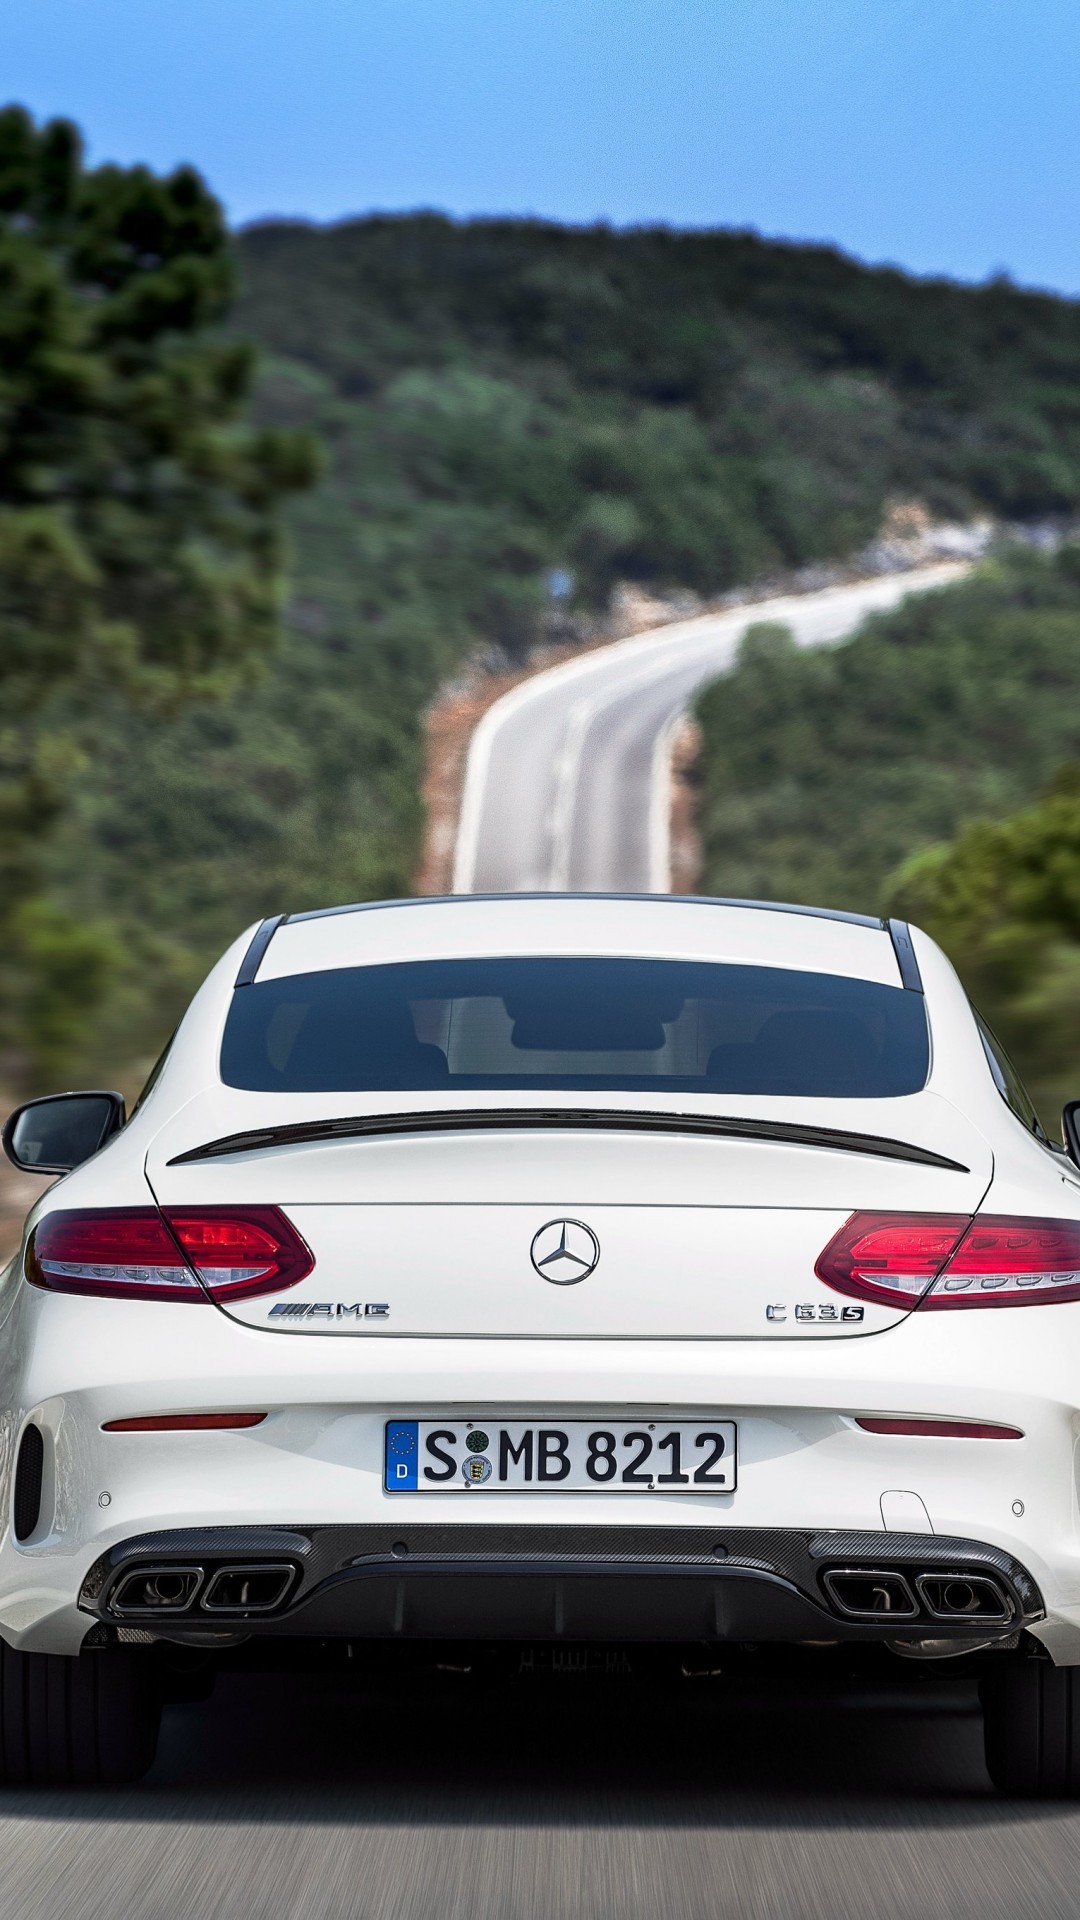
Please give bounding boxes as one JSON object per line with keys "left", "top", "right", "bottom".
{"left": 109, "top": 1560, "right": 296, "bottom": 1619}
{"left": 915, "top": 1572, "right": 1013, "bottom": 1623}
{"left": 111, "top": 1566, "right": 204, "bottom": 1614}
{"left": 822, "top": 1570, "right": 918, "bottom": 1620}
{"left": 822, "top": 1566, "right": 1013, "bottom": 1625}
{"left": 201, "top": 1564, "right": 296, "bottom": 1613}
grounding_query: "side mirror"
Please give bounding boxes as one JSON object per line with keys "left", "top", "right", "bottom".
{"left": 2, "top": 1092, "right": 126, "bottom": 1175}
{"left": 1063, "top": 1102, "right": 1080, "bottom": 1170}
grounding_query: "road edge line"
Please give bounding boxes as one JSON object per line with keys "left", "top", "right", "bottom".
{"left": 646, "top": 709, "right": 686, "bottom": 893}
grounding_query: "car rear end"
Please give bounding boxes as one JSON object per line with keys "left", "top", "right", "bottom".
{"left": 5, "top": 895, "right": 1080, "bottom": 1778}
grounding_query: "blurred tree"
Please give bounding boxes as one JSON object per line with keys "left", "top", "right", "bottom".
{"left": 694, "top": 547, "right": 1080, "bottom": 914}
{"left": 0, "top": 106, "right": 316, "bottom": 1082}
{"left": 887, "top": 765, "right": 1080, "bottom": 1117}
{"left": 692, "top": 547, "right": 1080, "bottom": 1113}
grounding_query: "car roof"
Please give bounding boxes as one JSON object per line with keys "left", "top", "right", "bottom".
{"left": 241, "top": 895, "right": 912, "bottom": 990}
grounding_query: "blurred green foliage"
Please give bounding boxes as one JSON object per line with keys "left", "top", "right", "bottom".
{"left": 890, "top": 764, "right": 1080, "bottom": 1115}
{"left": 19, "top": 204, "right": 1080, "bottom": 1087}
{"left": 695, "top": 547, "right": 1080, "bottom": 1116}
{"left": 0, "top": 108, "right": 314, "bottom": 1086}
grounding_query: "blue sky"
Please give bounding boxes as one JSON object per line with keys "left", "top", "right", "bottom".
{"left": 2, "top": 0, "right": 1078, "bottom": 292}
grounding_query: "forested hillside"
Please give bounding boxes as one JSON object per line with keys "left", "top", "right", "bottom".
{"left": 0, "top": 110, "right": 314, "bottom": 1091}
{"left": 31, "top": 213, "right": 1080, "bottom": 1086}
{"left": 694, "top": 546, "right": 1080, "bottom": 1112}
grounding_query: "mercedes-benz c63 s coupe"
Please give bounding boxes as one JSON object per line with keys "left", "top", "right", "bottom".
{"left": 4, "top": 892, "right": 1080, "bottom": 1790}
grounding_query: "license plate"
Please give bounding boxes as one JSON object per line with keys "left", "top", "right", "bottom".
{"left": 384, "top": 1419, "right": 736, "bottom": 1492}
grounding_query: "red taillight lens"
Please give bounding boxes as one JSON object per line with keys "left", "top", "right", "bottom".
{"left": 928, "top": 1215, "right": 1080, "bottom": 1308}
{"left": 818, "top": 1211, "right": 1080, "bottom": 1310}
{"left": 27, "top": 1210, "right": 203, "bottom": 1302}
{"left": 815, "top": 1212, "right": 969, "bottom": 1308}
{"left": 27, "top": 1207, "right": 312, "bottom": 1303}
{"left": 164, "top": 1209, "right": 313, "bottom": 1298}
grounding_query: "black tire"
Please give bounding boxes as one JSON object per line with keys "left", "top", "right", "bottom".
{"left": 0, "top": 1642, "right": 161, "bottom": 1785}
{"left": 982, "top": 1661, "right": 1080, "bottom": 1796}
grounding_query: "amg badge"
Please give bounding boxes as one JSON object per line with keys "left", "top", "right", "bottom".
{"left": 267, "top": 1301, "right": 390, "bottom": 1320}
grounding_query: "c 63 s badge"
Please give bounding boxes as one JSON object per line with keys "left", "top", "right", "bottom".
{"left": 766, "top": 1303, "right": 863, "bottom": 1323}
{"left": 268, "top": 1301, "right": 390, "bottom": 1320}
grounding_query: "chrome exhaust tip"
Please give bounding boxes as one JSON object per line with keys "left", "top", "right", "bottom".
{"left": 915, "top": 1572, "right": 1013, "bottom": 1624}
{"left": 200, "top": 1563, "right": 296, "bottom": 1614}
{"left": 821, "top": 1569, "right": 919, "bottom": 1620}
{"left": 110, "top": 1565, "right": 204, "bottom": 1614}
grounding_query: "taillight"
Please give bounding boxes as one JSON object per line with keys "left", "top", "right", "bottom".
{"left": 26, "top": 1207, "right": 313, "bottom": 1303}
{"left": 27, "top": 1210, "right": 202, "bottom": 1302}
{"left": 165, "top": 1210, "right": 313, "bottom": 1298}
{"left": 926, "top": 1215, "right": 1080, "bottom": 1308}
{"left": 817, "top": 1211, "right": 1080, "bottom": 1310}
{"left": 815, "top": 1212, "right": 969, "bottom": 1308}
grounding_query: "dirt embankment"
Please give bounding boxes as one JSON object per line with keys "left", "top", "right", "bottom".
{"left": 668, "top": 716, "right": 704, "bottom": 893}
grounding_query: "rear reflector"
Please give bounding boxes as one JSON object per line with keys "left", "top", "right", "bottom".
{"left": 102, "top": 1413, "right": 268, "bottom": 1432}
{"left": 855, "top": 1417, "right": 1024, "bottom": 1439}
{"left": 817, "top": 1212, "right": 1080, "bottom": 1310}
{"left": 27, "top": 1207, "right": 313, "bottom": 1303}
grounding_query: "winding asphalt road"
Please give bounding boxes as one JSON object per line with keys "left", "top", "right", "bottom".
{"left": 454, "top": 563, "right": 966, "bottom": 895}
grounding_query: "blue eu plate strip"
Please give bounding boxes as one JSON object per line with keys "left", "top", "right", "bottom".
{"left": 385, "top": 1420, "right": 419, "bottom": 1490}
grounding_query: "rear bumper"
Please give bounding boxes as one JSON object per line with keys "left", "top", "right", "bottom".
{"left": 79, "top": 1523, "right": 1043, "bottom": 1649}
{"left": 8, "top": 1301, "right": 1080, "bottom": 1654}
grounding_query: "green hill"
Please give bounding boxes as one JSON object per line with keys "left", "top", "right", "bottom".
{"left": 693, "top": 544, "right": 1080, "bottom": 1113}
{"left": 41, "top": 215, "right": 1080, "bottom": 1083}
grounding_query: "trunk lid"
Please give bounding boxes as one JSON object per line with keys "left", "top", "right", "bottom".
{"left": 145, "top": 1095, "right": 992, "bottom": 1339}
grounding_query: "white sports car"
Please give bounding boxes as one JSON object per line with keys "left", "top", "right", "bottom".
{"left": 4, "top": 892, "right": 1080, "bottom": 1791}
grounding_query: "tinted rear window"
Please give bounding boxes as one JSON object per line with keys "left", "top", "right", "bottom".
{"left": 221, "top": 957, "right": 929, "bottom": 1098}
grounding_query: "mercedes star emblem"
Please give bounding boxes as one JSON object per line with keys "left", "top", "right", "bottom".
{"left": 530, "top": 1218, "right": 600, "bottom": 1284}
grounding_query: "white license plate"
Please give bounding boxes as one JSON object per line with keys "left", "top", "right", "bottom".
{"left": 384, "top": 1419, "right": 737, "bottom": 1492}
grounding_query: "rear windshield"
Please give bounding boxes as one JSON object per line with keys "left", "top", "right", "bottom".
{"left": 221, "top": 956, "right": 929, "bottom": 1098}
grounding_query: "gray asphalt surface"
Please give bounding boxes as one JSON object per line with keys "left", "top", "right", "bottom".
{"left": 455, "top": 564, "right": 966, "bottom": 895}
{"left": 7, "top": 1669, "right": 1080, "bottom": 1919}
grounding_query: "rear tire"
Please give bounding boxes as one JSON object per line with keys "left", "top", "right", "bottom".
{"left": 982, "top": 1661, "right": 1080, "bottom": 1796}
{"left": 0, "top": 1642, "right": 161, "bottom": 1785}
